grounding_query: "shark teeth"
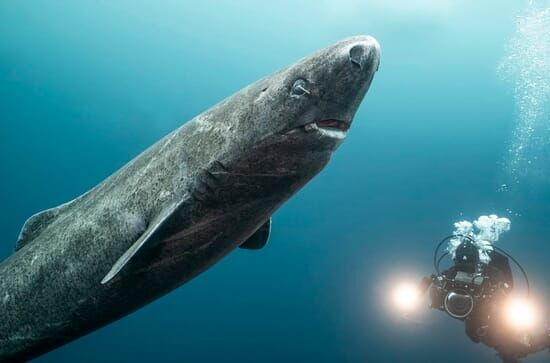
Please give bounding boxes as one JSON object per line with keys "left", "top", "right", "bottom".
{"left": 283, "top": 120, "right": 350, "bottom": 138}
{"left": 315, "top": 126, "right": 347, "bottom": 139}
{"left": 304, "top": 123, "right": 319, "bottom": 132}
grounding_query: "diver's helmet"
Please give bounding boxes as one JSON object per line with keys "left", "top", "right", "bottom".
{"left": 454, "top": 239, "right": 480, "bottom": 266}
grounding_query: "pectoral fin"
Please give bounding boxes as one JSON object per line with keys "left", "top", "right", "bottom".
{"left": 239, "top": 218, "right": 271, "bottom": 250}
{"left": 101, "top": 202, "right": 180, "bottom": 284}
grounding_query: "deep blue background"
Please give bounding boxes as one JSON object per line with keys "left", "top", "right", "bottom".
{"left": 1, "top": 1, "right": 549, "bottom": 362}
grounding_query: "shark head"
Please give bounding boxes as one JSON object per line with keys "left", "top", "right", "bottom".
{"left": 232, "top": 35, "right": 379, "bottom": 173}
{"left": 261, "top": 35, "right": 380, "bottom": 149}
{"left": 186, "top": 35, "right": 380, "bottom": 206}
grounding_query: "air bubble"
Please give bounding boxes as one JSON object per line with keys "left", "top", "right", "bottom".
{"left": 498, "top": 2, "right": 550, "bottom": 185}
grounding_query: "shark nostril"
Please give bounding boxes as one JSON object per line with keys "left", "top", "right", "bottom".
{"left": 349, "top": 44, "right": 368, "bottom": 69}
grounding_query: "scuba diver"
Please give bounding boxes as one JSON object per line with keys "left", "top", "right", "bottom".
{"left": 408, "top": 234, "right": 550, "bottom": 363}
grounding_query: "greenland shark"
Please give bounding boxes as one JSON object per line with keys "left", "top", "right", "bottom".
{"left": 0, "top": 35, "right": 380, "bottom": 361}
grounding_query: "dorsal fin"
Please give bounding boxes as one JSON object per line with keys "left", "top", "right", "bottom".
{"left": 15, "top": 195, "right": 86, "bottom": 252}
{"left": 16, "top": 207, "right": 62, "bottom": 251}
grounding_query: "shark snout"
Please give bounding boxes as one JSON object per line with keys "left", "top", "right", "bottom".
{"left": 348, "top": 36, "right": 380, "bottom": 71}
{"left": 279, "top": 36, "right": 381, "bottom": 144}
{"left": 310, "top": 35, "right": 380, "bottom": 131}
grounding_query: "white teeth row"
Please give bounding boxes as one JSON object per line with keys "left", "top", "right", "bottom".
{"left": 304, "top": 123, "right": 319, "bottom": 132}
{"left": 316, "top": 127, "right": 347, "bottom": 139}
{"left": 284, "top": 122, "right": 347, "bottom": 139}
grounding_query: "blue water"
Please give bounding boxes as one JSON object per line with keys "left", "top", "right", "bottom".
{"left": 1, "top": 1, "right": 549, "bottom": 362}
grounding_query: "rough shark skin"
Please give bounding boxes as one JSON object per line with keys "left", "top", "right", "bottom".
{"left": 0, "top": 35, "right": 380, "bottom": 362}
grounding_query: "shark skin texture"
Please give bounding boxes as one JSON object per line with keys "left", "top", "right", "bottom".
{"left": 0, "top": 35, "right": 380, "bottom": 362}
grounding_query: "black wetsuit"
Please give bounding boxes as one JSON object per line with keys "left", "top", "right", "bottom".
{"left": 453, "top": 251, "right": 549, "bottom": 362}
{"left": 428, "top": 241, "right": 549, "bottom": 362}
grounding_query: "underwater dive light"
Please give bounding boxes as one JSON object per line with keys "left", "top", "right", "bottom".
{"left": 392, "top": 282, "right": 421, "bottom": 313}
{"left": 504, "top": 297, "right": 538, "bottom": 330}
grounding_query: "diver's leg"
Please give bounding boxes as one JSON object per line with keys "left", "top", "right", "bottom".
{"left": 464, "top": 318, "right": 481, "bottom": 343}
{"left": 499, "top": 354, "right": 520, "bottom": 363}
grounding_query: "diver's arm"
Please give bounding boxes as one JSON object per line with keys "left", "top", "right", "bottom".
{"left": 418, "top": 276, "right": 433, "bottom": 295}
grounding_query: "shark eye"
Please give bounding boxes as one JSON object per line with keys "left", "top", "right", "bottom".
{"left": 290, "top": 79, "right": 311, "bottom": 97}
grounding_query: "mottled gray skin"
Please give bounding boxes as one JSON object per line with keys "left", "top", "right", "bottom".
{"left": 0, "top": 35, "right": 380, "bottom": 362}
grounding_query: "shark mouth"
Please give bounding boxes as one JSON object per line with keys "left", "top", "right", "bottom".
{"left": 314, "top": 119, "right": 350, "bottom": 131}
{"left": 285, "top": 119, "right": 350, "bottom": 139}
